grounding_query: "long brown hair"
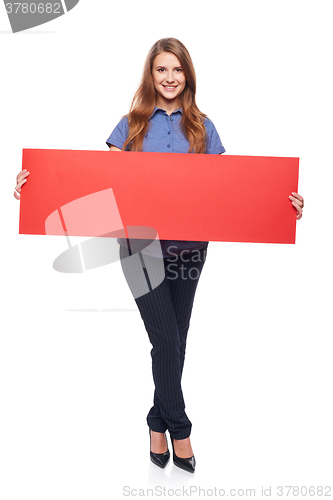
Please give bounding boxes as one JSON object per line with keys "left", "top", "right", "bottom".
{"left": 122, "top": 38, "right": 208, "bottom": 154}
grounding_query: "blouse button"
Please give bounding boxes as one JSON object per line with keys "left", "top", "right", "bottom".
{"left": 170, "top": 117, "right": 173, "bottom": 121}
{"left": 167, "top": 144, "right": 171, "bottom": 148}
{"left": 167, "top": 131, "right": 171, "bottom": 135}
{"left": 144, "top": 133, "right": 148, "bottom": 137}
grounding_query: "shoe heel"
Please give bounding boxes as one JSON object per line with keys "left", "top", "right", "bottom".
{"left": 170, "top": 435, "right": 196, "bottom": 473}
{"left": 149, "top": 429, "right": 170, "bottom": 469}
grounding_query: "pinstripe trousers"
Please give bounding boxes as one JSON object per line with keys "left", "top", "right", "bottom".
{"left": 119, "top": 243, "right": 208, "bottom": 440}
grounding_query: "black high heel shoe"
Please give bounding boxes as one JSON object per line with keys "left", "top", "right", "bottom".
{"left": 170, "top": 436, "right": 196, "bottom": 473}
{"left": 149, "top": 429, "right": 170, "bottom": 469}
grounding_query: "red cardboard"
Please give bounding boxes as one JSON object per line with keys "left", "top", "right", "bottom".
{"left": 19, "top": 149, "right": 299, "bottom": 244}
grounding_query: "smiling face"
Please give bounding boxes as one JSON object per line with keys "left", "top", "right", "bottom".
{"left": 152, "top": 51, "right": 186, "bottom": 110}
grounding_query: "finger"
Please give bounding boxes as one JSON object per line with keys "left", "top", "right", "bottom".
{"left": 289, "top": 195, "right": 304, "bottom": 209}
{"left": 14, "top": 191, "right": 20, "bottom": 200}
{"left": 292, "top": 201, "right": 303, "bottom": 213}
{"left": 16, "top": 169, "right": 26, "bottom": 181}
{"left": 15, "top": 178, "right": 27, "bottom": 193}
{"left": 291, "top": 192, "right": 304, "bottom": 207}
{"left": 294, "top": 203, "right": 303, "bottom": 219}
{"left": 16, "top": 170, "right": 29, "bottom": 183}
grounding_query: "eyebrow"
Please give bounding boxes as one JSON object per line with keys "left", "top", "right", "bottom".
{"left": 156, "top": 65, "right": 182, "bottom": 69}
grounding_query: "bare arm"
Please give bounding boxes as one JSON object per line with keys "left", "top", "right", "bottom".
{"left": 109, "top": 145, "right": 122, "bottom": 152}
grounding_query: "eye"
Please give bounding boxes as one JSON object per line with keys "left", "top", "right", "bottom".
{"left": 157, "top": 68, "right": 165, "bottom": 72}
{"left": 175, "top": 68, "right": 182, "bottom": 72}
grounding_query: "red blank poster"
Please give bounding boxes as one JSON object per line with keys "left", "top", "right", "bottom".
{"left": 19, "top": 149, "right": 299, "bottom": 244}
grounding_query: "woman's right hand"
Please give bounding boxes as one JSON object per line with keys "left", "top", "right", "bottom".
{"left": 14, "top": 169, "right": 29, "bottom": 200}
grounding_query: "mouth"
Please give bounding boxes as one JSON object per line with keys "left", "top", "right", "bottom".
{"left": 162, "top": 85, "right": 178, "bottom": 91}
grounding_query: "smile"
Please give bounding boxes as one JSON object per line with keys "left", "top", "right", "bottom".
{"left": 162, "top": 85, "right": 178, "bottom": 91}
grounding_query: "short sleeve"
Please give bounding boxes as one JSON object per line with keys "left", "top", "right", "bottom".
{"left": 204, "top": 118, "right": 226, "bottom": 155}
{"left": 106, "top": 116, "right": 129, "bottom": 149}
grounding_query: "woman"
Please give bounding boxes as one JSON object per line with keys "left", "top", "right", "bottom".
{"left": 14, "top": 38, "right": 304, "bottom": 473}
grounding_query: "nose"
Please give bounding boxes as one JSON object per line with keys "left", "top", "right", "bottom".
{"left": 165, "top": 71, "right": 174, "bottom": 83}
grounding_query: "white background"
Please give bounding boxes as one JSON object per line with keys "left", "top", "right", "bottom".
{"left": 1, "top": 0, "right": 332, "bottom": 498}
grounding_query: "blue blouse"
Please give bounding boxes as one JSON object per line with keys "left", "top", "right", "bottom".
{"left": 106, "top": 106, "right": 226, "bottom": 258}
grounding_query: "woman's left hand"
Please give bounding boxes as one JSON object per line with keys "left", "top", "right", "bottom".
{"left": 289, "top": 192, "right": 304, "bottom": 220}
